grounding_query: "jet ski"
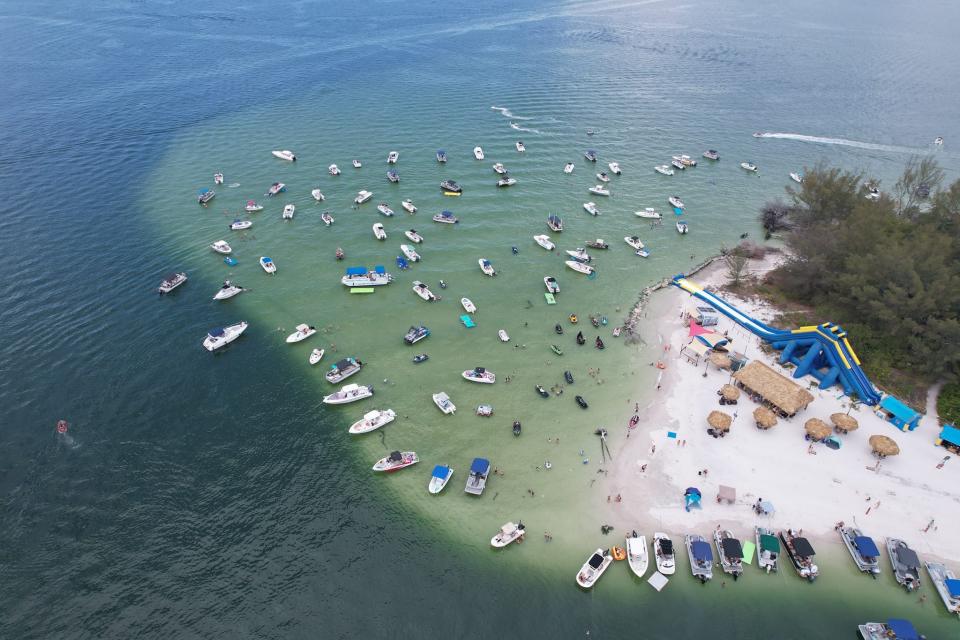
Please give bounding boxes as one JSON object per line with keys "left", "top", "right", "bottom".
{"left": 564, "top": 371, "right": 574, "bottom": 384}
{"left": 555, "top": 324, "right": 563, "bottom": 335}
{"left": 595, "top": 337, "right": 605, "bottom": 350}
{"left": 576, "top": 395, "right": 588, "bottom": 409}
{"left": 513, "top": 420, "right": 521, "bottom": 436}
{"left": 576, "top": 331, "right": 585, "bottom": 345}
{"left": 536, "top": 385, "right": 549, "bottom": 398}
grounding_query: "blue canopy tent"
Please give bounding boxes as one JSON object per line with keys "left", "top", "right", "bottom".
{"left": 345, "top": 266, "right": 367, "bottom": 275}
{"left": 879, "top": 396, "right": 920, "bottom": 432}
{"left": 691, "top": 540, "right": 712, "bottom": 562}
{"left": 374, "top": 265, "right": 386, "bottom": 274}
{"left": 431, "top": 465, "right": 450, "bottom": 479}
{"left": 684, "top": 487, "right": 702, "bottom": 512}
{"left": 885, "top": 618, "right": 919, "bottom": 640}
{"left": 936, "top": 424, "right": 960, "bottom": 448}
{"left": 854, "top": 536, "right": 880, "bottom": 558}
{"left": 470, "top": 458, "right": 490, "bottom": 475}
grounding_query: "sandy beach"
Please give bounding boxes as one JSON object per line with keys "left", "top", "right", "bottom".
{"left": 604, "top": 253, "right": 960, "bottom": 564}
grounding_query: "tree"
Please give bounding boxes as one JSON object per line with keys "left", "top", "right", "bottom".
{"left": 761, "top": 200, "right": 793, "bottom": 238}
{"left": 722, "top": 244, "right": 750, "bottom": 288}
{"left": 893, "top": 156, "right": 945, "bottom": 218}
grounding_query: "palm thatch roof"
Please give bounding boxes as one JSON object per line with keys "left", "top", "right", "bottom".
{"left": 707, "top": 410, "right": 733, "bottom": 431}
{"left": 732, "top": 361, "right": 815, "bottom": 417}
{"left": 709, "top": 352, "right": 732, "bottom": 370}
{"left": 830, "top": 413, "right": 859, "bottom": 432}
{"left": 720, "top": 384, "right": 741, "bottom": 401}
{"left": 869, "top": 434, "right": 900, "bottom": 457}
{"left": 804, "top": 418, "right": 831, "bottom": 441}
{"left": 753, "top": 406, "right": 778, "bottom": 429}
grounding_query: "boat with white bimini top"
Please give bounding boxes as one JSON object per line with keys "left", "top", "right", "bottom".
{"left": 404, "top": 229, "right": 423, "bottom": 243}
{"left": 352, "top": 159, "right": 362, "bottom": 168}
{"left": 839, "top": 526, "right": 881, "bottom": 576}
{"left": 465, "top": 457, "right": 490, "bottom": 495}
{"left": 403, "top": 325, "right": 430, "bottom": 344}
{"left": 715, "top": 530, "right": 744, "bottom": 578}
{"left": 402, "top": 199, "right": 417, "bottom": 214}
{"left": 461, "top": 297, "right": 477, "bottom": 313}
{"left": 387, "top": 151, "right": 399, "bottom": 164}
{"left": 565, "top": 260, "right": 594, "bottom": 275}
{"left": 491, "top": 522, "right": 525, "bottom": 548}
{"left": 564, "top": 163, "right": 575, "bottom": 174}
{"left": 267, "top": 182, "right": 286, "bottom": 196}
{"left": 624, "top": 236, "right": 644, "bottom": 251}
{"left": 544, "top": 276, "right": 559, "bottom": 294}
{"left": 372, "top": 450, "right": 418, "bottom": 473}
{"left": 259, "top": 256, "right": 277, "bottom": 273}
{"left": 328, "top": 164, "right": 340, "bottom": 175}
{"left": 887, "top": 538, "right": 921, "bottom": 591}
{"left": 676, "top": 220, "right": 689, "bottom": 234}
{"left": 433, "top": 210, "right": 458, "bottom": 224}
{"left": 349, "top": 409, "right": 396, "bottom": 435}
{"left": 473, "top": 146, "right": 484, "bottom": 160}
{"left": 654, "top": 164, "right": 674, "bottom": 176}
{"left": 534, "top": 234, "right": 555, "bottom": 250}
{"left": 492, "top": 163, "right": 506, "bottom": 174}
{"left": 925, "top": 561, "right": 960, "bottom": 616}
{"left": 325, "top": 357, "right": 362, "bottom": 383}
{"left": 653, "top": 532, "right": 676, "bottom": 575}
{"left": 790, "top": 172, "right": 803, "bottom": 184}
{"left": 376, "top": 202, "right": 394, "bottom": 217}
{"left": 635, "top": 207, "right": 661, "bottom": 220}
{"left": 355, "top": 190, "right": 373, "bottom": 204}
{"left": 608, "top": 162, "right": 621, "bottom": 175}
{"left": 342, "top": 265, "right": 391, "bottom": 287}
{"left": 478, "top": 258, "right": 496, "bottom": 276}
{"left": 202, "top": 321, "right": 248, "bottom": 352}
{"left": 498, "top": 329, "right": 510, "bottom": 342}
{"left": 311, "top": 189, "right": 325, "bottom": 202}
{"left": 282, "top": 204, "right": 295, "bottom": 219}
{"left": 583, "top": 202, "right": 599, "bottom": 216}
{"left": 412, "top": 281, "right": 438, "bottom": 301}
{"left": 213, "top": 281, "right": 245, "bottom": 300}
{"left": 372, "top": 223, "right": 387, "bottom": 240}
{"left": 321, "top": 212, "right": 334, "bottom": 226}
{"left": 309, "top": 348, "right": 325, "bottom": 365}
{"left": 400, "top": 244, "right": 420, "bottom": 262}
{"left": 429, "top": 465, "right": 453, "bottom": 494}
{"left": 668, "top": 195, "right": 684, "bottom": 209}
{"left": 433, "top": 392, "right": 456, "bottom": 414}
{"left": 210, "top": 240, "right": 232, "bottom": 255}
{"left": 463, "top": 367, "right": 495, "bottom": 384}
{"left": 626, "top": 532, "right": 649, "bottom": 578}
{"left": 741, "top": 161, "right": 759, "bottom": 173}
{"left": 245, "top": 199, "right": 264, "bottom": 212}
{"left": 272, "top": 150, "right": 296, "bottom": 162}
{"left": 781, "top": 529, "right": 818, "bottom": 581}
{"left": 565, "top": 248, "right": 591, "bottom": 263}
{"left": 576, "top": 549, "right": 613, "bottom": 589}
{"left": 285, "top": 323, "right": 316, "bottom": 343}
{"left": 516, "top": 141, "right": 525, "bottom": 152}
{"left": 589, "top": 184, "right": 610, "bottom": 196}
{"left": 230, "top": 219, "right": 253, "bottom": 230}
{"left": 686, "top": 535, "right": 713, "bottom": 582}
{"left": 755, "top": 526, "right": 780, "bottom": 573}
{"left": 323, "top": 383, "right": 373, "bottom": 405}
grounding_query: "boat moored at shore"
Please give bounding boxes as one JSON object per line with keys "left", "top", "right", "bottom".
{"left": 576, "top": 548, "right": 613, "bottom": 589}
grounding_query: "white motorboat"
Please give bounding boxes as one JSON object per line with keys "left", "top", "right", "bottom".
{"left": 433, "top": 392, "right": 456, "bottom": 414}
{"left": 323, "top": 383, "right": 374, "bottom": 405}
{"left": 311, "top": 189, "right": 325, "bottom": 202}
{"left": 428, "top": 465, "right": 454, "bottom": 494}
{"left": 714, "top": 530, "right": 745, "bottom": 578}
{"left": 676, "top": 154, "right": 697, "bottom": 167}
{"left": 271, "top": 149, "right": 296, "bottom": 162}
{"left": 282, "top": 204, "right": 295, "bottom": 219}
{"left": 668, "top": 196, "right": 685, "bottom": 209}
{"left": 635, "top": 207, "right": 661, "bottom": 220}
{"left": 887, "top": 538, "right": 921, "bottom": 591}
{"left": 440, "top": 179, "right": 461, "bottom": 193}
{"left": 462, "top": 367, "right": 495, "bottom": 384}
{"left": 491, "top": 522, "right": 526, "bottom": 548}
{"left": 286, "top": 323, "right": 317, "bottom": 343}
{"left": 328, "top": 164, "right": 340, "bottom": 175}
{"left": 596, "top": 172, "right": 610, "bottom": 183}
{"left": 465, "top": 457, "right": 490, "bottom": 495}
{"left": 838, "top": 526, "right": 881, "bottom": 576}
{"left": 473, "top": 146, "right": 484, "bottom": 160}
{"left": 478, "top": 258, "right": 496, "bottom": 276}
{"left": 400, "top": 244, "right": 421, "bottom": 262}
{"left": 229, "top": 219, "right": 253, "bottom": 230}
{"left": 565, "top": 260, "right": 594, "bottom": 275}
{"left": 740, "top": 161, "right": 759, "bottom": 173}
{"left": 755, "top": 526, "right": 780, "bottom": 573}
{"left": 654, "top": 164, "right": 674, "bottom": 176}
{"left": 576, "top": 549, "right": 613, "bottom": 589}
{"left": 589, "top": 184, "right": 610, "bottom": 196}
{"left": 354, "top": 190, "right": 373, "bottom": 204}
{"left": 703, "top": 149, "right": 720, "bottom": 160}
{"left": 608, "top": 162, "right": 621, "bottom": 175}
{"left": 789, "top": 172, "right": 803, "bottom": 184}
{"left": 372, "top": 223, "right": 387, "bottom": 240}
{"left": 492, "top": 162, "right": 506, "bottom": 174}
{"left": 461, "top": 297, "right": 476, "bottom": 313}
{"left": 309, "top": 348, "right": 325, "bottom": 365}
{"left": 543, "top": 276, "right": 559, "bottom": 294}
{"left": 516, "top": 141, "right": 525, "bottom": 152}
{"left": 376, "top": 203, "right": 394, "bottom": 217}
{"left": 436, "top": 150, "right": 447, "bottom": 163}
{"left": 267, "top": 182, "right": 286, "bottom": 196}
{"left": 349, "top": 409, "right": 396, "bottom": 435}
{"left": 533, "top": 234, "right": 555, "bottom": 250}
{"left": 210, "top": 240, "right": 232, "bottom": 255}
{"left": 865, "top": 185, "right": 881, "bottom": 201}
{"left": 498, "top": 329, "right": 510, "bottom": 342}
{"left": 925, "top": 561, "right": 960, "bottom": 615}
{"left": 325, "top": 357, "right": 362, "bottom": 383}
{"left": 934, "top": 136, "right": 944, "bottom": 146}
{"left": 565, "top": 248, "right": 591, "bottom": 262}
{"left": 653, "top": 532, "right": 676, "bottom": 575}
{"left": 686, "top": 534, "right": 714, "bottom": 582}
{"left": 202, "top": 321, "right": 248, "bottom": 352}
{"left": 671, "top": 159, "right": 686, "bottom": 171}
{"left": 259, "top": 256, "right": 277, "bottom": 273}
{"left": 432, "top": 210, "right": 458, "bottom": 224}
{"left": 624, "top": 236, "right": 644, "bottom": 251}
{"left": 352, "top": 159, "right": 362, "bottom": 168}
{"left": 386, "top": 170, "right": 400, "bottom": 183}
{"left": 213, "top": 172, "right": 224, "bottom": 184}
{"left": 321, "top": 212, "right": 334, "bottom": 226}
{"left": 564, "top": 163, "right": 575, "bottom": 174}
{"left": 387, "top": 151, "right": 399, "bottom": 164}
{"left": 245, "top": 200, "right": 264, "bottom": 212}
{"left": 496, "top": 176, "right": 516, "bottom": 187}
{"left": 676, "top": 220, "right": 689, "bottom": 234}
{"left": 341, "top": 266, "right": 392, "bottom": 287}
{"left": 411, "top": 281, "right": 438, "bottom": 301}
{"left": 626, "top": 532, "right": 649, "bottom": 579}
{"left": 404, "top": 229, "right": 423, "bottom": 243}
{"left": 584, "top": 149, "right": 598, "bottom": 162}
{"left": 372, "top": 450, "right": 418, "bottom": 472}
{"left": 583, "top": 202, "right": 599, "bottom": 216}
{"left": 402, "top": 199, "right": 417, "bottom": 214}
{"left": 213, "top": 281, "right": 245, "bottom": 300}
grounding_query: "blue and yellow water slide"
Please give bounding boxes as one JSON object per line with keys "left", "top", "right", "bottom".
{"left": 672, "top": 275, "right": 882, "bottom": 405}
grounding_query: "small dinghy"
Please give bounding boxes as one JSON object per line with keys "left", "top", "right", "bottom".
{"left": 402, "top": 199, "right": 417, "bottom": 214}
{"left": 311, "top": 189, "right": 325, "bottom": 202}
{"left": 413, "top": 353, "right": 429, "bottom": 364}
{"left": 282, "top": 204, "right": 295, "bottom": 219}
{"left": 259, "top": 256, "right": 277, "bottom": 274}
{"left": 377, "top": 203, "right": 395, "bottom": 217}
{"left": 461, "top": 297, "right": 477, "bottom": 313}
{"left": 286, "top": 323, "right": 317, "bottom": 343}
{"left": 576, "top": 549, "right": 613, "bottom": 589}
{"left": 551, "top": 345, "right": 563, "bottom": 356}
{"left": 476, "top": 404, "right": 494, "bottom": 417}
{"left": 404, "top": 229, "right": 423, "bottom": 243}
{"left": 223, "top": 257, "right": 237, "bottom": 266}
{"left": 372, "top": 223, "right": 387, "bottom": 240}
{"left": 627, "top": 532, "right": 649, "bottom": 578}
{"left": 229, "top": 219, "right": 253, "bottom": 230}
{"left": 309, "top": 348, "right": 325, "bottom": 365}
{"left": 352, "top": 159, "right": 362, "bottom": 168}
{"left": 349, "top": 409, "right": 396, "bottom": 435}
{"left": 512, "top": 420, "right": 521, "bottom": 436}
{"left": 535, "top": 385, "right": 549, "bottom": 398}
{"left": 372, "top": 450, "right": 418, "bottom": 473}
{"left": 335, "top": 247, "right": 344, "bottom": 261}
{"left": 576, "top": 331, "right": 585, "bottom": 345}
{"left": 491, "top": 522, "right": 526, "bottom": 548}
{"left": 478, "top": 258, "right": 496, "bottom": 276}
{"left": 575, "top": 395, "right": 588, "bottom": 409}
{"left": 321, "top": 212, "right": 334, "bottom": 226}
{"left": 213, "top": 281, "right": 245, "bottom": 300}
{"left": 498, "top": 329, "right": 510, "bottom": 342}
{"left": 555, "top": 323, "right": 563, "bottom": 335}
{"left": 429, "top": 465, "right": 453, "bottom": 494}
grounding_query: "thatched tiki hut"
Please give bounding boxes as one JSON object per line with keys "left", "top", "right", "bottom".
{"left": 707, "top": 410, "right": 732, "bottom": 434}
{"left": 830, "top": 413, "right": 859, "bottom": 434}
{"left": 869, "top": 434, "right": 900, "bottom": 458}
{"left": 753, "top": 406, "right": 778, "bottom": 430}
{"left": 732, "top": 362, "right": 815, "bottom": 417}
{"left": 719, "top": 384, "right": 740, "bottom": 405}
{"left": 804, "top": 418, "right": 831, "bottom": 441}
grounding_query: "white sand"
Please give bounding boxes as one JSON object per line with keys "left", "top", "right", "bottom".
{"left": 604, "top": 254, "right": 960, "bottom": 564}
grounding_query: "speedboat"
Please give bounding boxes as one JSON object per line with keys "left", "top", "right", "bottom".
{"left": 565, "top": 260, "right": 594, "bottom": 275}
{"left": 372, "top": 450, "right": 418, "bottom": 472}
{"left": 583, "top": 202, "right": 599, "bottom": 216}
{"left": 325, "top": 357, "right": 362, "bottom": 383}
{"left": 715, "top": 530, "right": 744, "bottom": 578}
{"left": 496, "top": 176, "right": 516, "bottom": 187}
{"left": 925, "top": 561, "right": 960, "bottom": 615}
{"left": 624, "top": 236, "right": 644, "bottom": 251}
{"left": 341, "top": 265, "right": 392, "bottom": 287}
{"left": 321, "top": 212, "right": 334, "bottom": 226}
{"left": 461, "top": 297, "right": 476, "bottom": 313}
{"left": 399, "top": 245, "right": 419, "bottom": 264}
{"left": 564, "top": 370, "right": 574, "bottom": 384}
{"left": 703, "top": 149, "right": 720, "bottom": 160}
{"left": 202, "top": 321, "right": 248, "bottom": 352}
{"left": 403, "top": 325, "right": 430, "bottom": 344}
{"left": 585, "top": 239, "right": 608, "bottom": 249}
{"left": 676, "top": 220, "right": 689, "bottom": 234}
{"left": 740, "top": 161, "right": 758, "bottom": 173}
{"left": 259, "top": 256, "right": 277, "bottom": 273}
{"left": 465, "top": 457, "right": 490, "bottom": 495}
{"left": 626, "top": 532, "right": 648, "bottom": 578}
{"left": 328, "top": 164, "right": 340, "bottom": 175}
{"left": 575, "top": 395, "right": 588, "bottom": 408}
{"left": 463, "top": 367, "right": 495, "bottom": 384}
{"left": 492, "top": 163, "right": 506, "bottom": 174}
{"left": 440, "top": 179, "right": 461, "bottom": 193}
{"left": 516, "top": 141, "right": 525, "bottom": 152}
{"left": 411, "top": 281, "right": 438, "bottom": 301}
{"left": 677, "top": 154, "right": 697, "bottom": 167}
{"left": 576, "top": 549, "right": 613, "bottom": 589}
{"left": 887, "top": 538, "right": 921, "bottom": 591}
{"left": 547, "top": 215, "right": 563, "bottom": 232}
{"left": 535, "top": 385, "right": 549, "bottom": 398}
{"left": 402, "top": 199, "right": 417, "bottom": 214}
{"left": 436, "top": 150, "right": 447, "bottom": 163}
{"left": 271, "top": 150, "right": 296, "bottom": 162}
{"left": 311, "top": 189, "right": 325, "bottom": 202}
{"left": 386, "top": 170, "right": 399, "bottom": 183}
{"left": 354, "top": 190, "right": 373, "bottom": 204}
{"left": 213, "top": 281, "right": 245, "bottom": 300}
{"left": 498, "top": 329, "right": 510, "bottom": 342}
{"left": 789, "top": 172, "right": 803, "bottom": 184}
{"left": 309, "top": 348, "right": 325, "bottom": 365}
{"left": 245, "top": 200, "right": 264, "bottom": 212}
{"left": 387, "top": 151, "right": 399, "bottom": 164}
{"left": 352, "top": 159, "right": 362, "bottom": 168}
{"left": 433, "top": 392, "right": 456, "bottom": 414}
{"left": 589, "top": 185, "right": 610, "bottom": 196}
{"left": 934, "top": 136, "right": 944, "bottom": 146}
{"left": 404, "top": 229, "right": 423, "bottom": 243}
{"left": 377, "top": 203, "right": 394, "bottom": 217}
{"left": 323, "top": 383, "right": 374, "bottom": 405}
{"left": 564, "top": 163, "right": 575, "bottom": 174}
{"left": 596, "top": 171, "right": 610, "bottom": 183}
{"left": 286, "top": 323, "right": 316, "bottom": 343}
{"left": 839, "top": 526, "right": 881, "bottom": 576}
{"left": 210, "top": 240, "right": 232, "bottom": 255}
{"left": 230, "top": 219, "right": 253, "bottom": 230}
{"left": 491, "top": 522, "right": 525, "bottom": 548}
{"left": 755, "top": 526, "right": 780, "bottom": 573}
{"left": 429, "top": 465, "right": 453, "bottom": 494}
{"left": 653, "top": 532, "right": 676, "bottom": 575}
{"left": 267, "top": 182, "right": 286, "bottom": 196}
{"left": 865, "top": 185, "right": 881, "bottom": 201}
{"left": 635, "top": 207, "right": 661, "bottom": 220}
{"left": 565, "top": 248, "right": 591, "bottom": 262}
{"left": 372, "top": 223, "right": 387, "bottom": 240}
{"left": 686, "top": 535, "right": 713, "bottom": 582}
{"left": 654, "top": 164, "right": 674, "bottom": 176}
{"left": 473, "top": 146, "right": 484, "bottom": 160}
{"left": 478, "top": 258, "right": 496, "bottom": 276}
{"left": 197, "top": 188, "right": 215, "bottom": 204}
{"left": 584, "top": 150, "right": 598, "bottom": 162}
{"left": 544, "top": 276, "right": 559, "bottom": 294}
{"left": 146, "top": 274, "right": 181, "bottom": 298}
{"left": 671, "top": 159, "right": 685, "bottom": 171}
{"left": 668, "top": 195, "right": 684, "bottom": 209}
{"left": 608, "top": 162, "right": 621, "bottom": 175}
{"left": 282, "top": 204, "right": 295, "bottom": 219}
{"left": 512, "top": 420, "right": 521, "bottom": 436}
{"left": 533, "top": 234, "right": 555, "bottom": 250}
{"left": 432, "top": 210, "right": 458, "bottom": 224}
{"left": 349, "top": 409, "right": 396, "bottom": 435}
{"left": 780, "top": 529, "right": 818, "bottom": 581}
{"left": 213, "top": 172, "right": 224, "bottom": 184}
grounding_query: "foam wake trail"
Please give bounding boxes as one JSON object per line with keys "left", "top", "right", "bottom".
{"left": 510, "top": 122, "right": 541, "bottom": 134}
{"left": 754, "top": 132, "right": 924, "bottom": 154}
{"left": 490, "top": 105, "right": 532, "bottom": 120}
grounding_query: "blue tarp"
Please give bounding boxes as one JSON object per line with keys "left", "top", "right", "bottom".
{"left": 886, "top": 619, "right": 919, "bottom": 640}
{"left": 470, "top": 458, "right": 490, "bottom": 474}
{"left": 346, "top": 266, "right": 366, "bottom": 275}
{"left": 685, "top": 487, "right": 701, "bottom": 497}
{"left": 946, "top": 578, "right": 960, "bottom": 597}
{"left": 431, "top": 465, "right": 449, "bottom": 479}
{"left": 939, "top": 425, "right": 960, "bottom": 447}
{"left": 854, "top": 536, "right": 879, "bottom": 557}
{"left": 691, "top": 540, "right": 712, "bottom": 562}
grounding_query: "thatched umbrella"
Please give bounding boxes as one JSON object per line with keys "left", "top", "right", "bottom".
{"left": 709, "top": 353, "right": 732, "bottom": 370}
{"left": 804, "top": 418, "right": 831, "bottom": 441}
{"left": 831, "top": 413, "right": 859, "bottom": 433}
{"left": 707, "top": 410, "right": 733, "bottom": 432}
{"left": 753, "top": 406, "right": 778, "bottom": 429}
{"left": 720, "top": 384, "right": 741, "bottom": 401}
{"left": 869, "top": 434, "right": 900, "bottom": 458}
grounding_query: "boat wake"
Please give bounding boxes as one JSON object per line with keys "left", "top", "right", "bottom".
{"left": 510, "top": 122, "right": 541, "bottom": 134}
{"left": 228, "top": 182, "right": 241, "bottom": 188}
{"left": 491, "top": 105, "right": 531, "bottom": 120}
{"left": 753, "top": 132, "right": 923, "bottom": 154}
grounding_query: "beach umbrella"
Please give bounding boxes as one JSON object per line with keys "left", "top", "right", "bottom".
{"left": 830, "top": 413, "right": 859, "bottom": 433}
{"left": 804, "top": 418, "right": 831, "bottom": 441}
{"left": 869, "top": 434, "right": 900, "bottom": 457}
{"left": 758, "top": 500, "right": 775, "bottom": 515}
{"left": 707, "top": 410, "right": 733, "bottom": 432}
{"left": 709, "top": 353, "right": 732, "bottom": 370}
{"left": 720, "top": 384, "right": 740, "bottom": 401}
{"left": 753, "top": 406, "right": 778, "bottom": 429}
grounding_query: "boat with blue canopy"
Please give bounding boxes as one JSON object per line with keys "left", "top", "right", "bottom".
{"left": 429, "top": 464, "right": 453, "bottom": 494}
{"left": 341, "top": 265, "right": 392, "bottom": 287}
{"left": 197, "top": 187, "right": 215, "bottom": 204}
{"left": 465, "top": 458, "right": 490, "bottom": 495}
{"left": 924, "top": 560, "right": 960, "bottom": 615}
{"left": 839, "top": 526, "right": 881, "bottom": 576}
{"left": 857, "top": 619, "right": 921, "bottom": 640}
{"left": 686, "top": 535, "right": 713, "bottom": 582}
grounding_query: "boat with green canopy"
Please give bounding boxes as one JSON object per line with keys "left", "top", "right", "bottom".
{"left": 755, "top": 526, "right": 780, "bottom": 573}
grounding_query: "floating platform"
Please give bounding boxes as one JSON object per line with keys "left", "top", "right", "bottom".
{"left": 545, "top": 293, "right": 556, "bottom": 305}
{"left": 460, "top": 315, "right": 476, "bottom": 328}
{"left": 350, "top": 287, "right": 375, "bottom": 294}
